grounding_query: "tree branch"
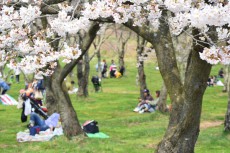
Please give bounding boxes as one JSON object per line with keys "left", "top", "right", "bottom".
{"left": 59, "top": 22, "right": 100, "bottom": 83}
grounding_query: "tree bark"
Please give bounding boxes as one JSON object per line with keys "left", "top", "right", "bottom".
{"left": 223, "top": 65, "right": 229, "bottom": 92}
{"left": 119, "top": 41, "right": 125, "bottom": 68}
{"left": 136, "top": 35, "right": 147, "bottom": 99}
{"left": 77, "top": 60, "right": 84, "bottom": 96}
{"left": 83, "top": 50, "right": 90, "bottom": 96}
{"left": 45, "top": 77, "right": 58, "bottom": 115}
{"left": 97, "top": 48, "right": 102, "bottom": 78}
{"left": 76, "top": 51, "right": 90, "bottom": 97}
{"left": 224, "top": 65, "right": 230, "bottom": 130}
{"left": 117, "top": 29, "right": 131, "bottom": 69}
{"left": 158, "top": 82, "right": 168, "bottom": 112}
{"left": 172, "top": 28, "right": 193, "bottom": 84}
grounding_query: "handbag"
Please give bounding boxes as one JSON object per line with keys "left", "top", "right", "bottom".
{"left": 24, "top": 99, "right": 31, "bottom": 116}
{"left": 34, "top": 90, "right": 43, "bottom": 100}
{"left": 83, "top": 120, "right": 99, "bottom": 134}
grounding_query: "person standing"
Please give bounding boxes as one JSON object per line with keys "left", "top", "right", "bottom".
{"left": 101, "top": 59, "right": 107, "bottom": 78}
{"left": 109, "top": 60, "right": 117, "bottom": 78}
{"left": 218, "top": 68, "right": 224, "bottom": 78}
{"left": 14, "top": 63, "right": 21, "bottom": 83}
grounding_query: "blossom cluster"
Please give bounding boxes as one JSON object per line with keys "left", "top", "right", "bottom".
{"left": 1, "top": 0, "right": 230, "bottom": 78}
{"left": 0, "top": 4, "right": 84, "bottom": 76}
{"left": 137, "top": 46, "right": 156, "bottom": 67}
{"left": 199, "top": 45, "right": 230, "bottom": 65}
{"left": 82, "top": 0, "right": 161, "bottom": 28}
{"left": 49, "top": 11, "right": 90, "bottom": 37}
{"left": 165, "top": 1, "right": 230, "bottom": 65}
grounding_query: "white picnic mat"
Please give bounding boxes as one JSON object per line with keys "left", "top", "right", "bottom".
{"left": 17, "top": 127, "right": 63, "bottom": 142}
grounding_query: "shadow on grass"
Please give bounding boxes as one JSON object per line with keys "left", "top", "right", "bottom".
{"left": 222, "top": 129, "right": 230, "bottom": 136}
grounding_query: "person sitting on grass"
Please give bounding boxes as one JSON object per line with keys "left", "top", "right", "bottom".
{"left": 133, "top": 89, "right": 154, "bottom": 113}
{"left": 146, "top": 90, "right": 160, "bottom": 111}
{"left": 137, "top": 90, "right": 161, "bottom": 113}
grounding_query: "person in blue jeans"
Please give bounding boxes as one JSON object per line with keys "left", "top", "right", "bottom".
{"left": 0, "top": 79, "right": 11, "bottom": 95}
{"left": 30, "top": 112, "right": 60, "bottom": 131}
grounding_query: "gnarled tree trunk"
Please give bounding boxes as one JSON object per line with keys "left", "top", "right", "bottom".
{"left": 45, "top": 22, "right": 100, "bottom": 138}
{"left": 47, "top": 63, "right": 83, "bottom": 138}
{"left": 125, "top": 9, "right": 215, "bottom": 152}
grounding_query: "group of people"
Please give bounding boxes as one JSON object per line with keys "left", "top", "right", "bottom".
{"left": 207, "top": 68, "right": 225, "bottom": 87}
{"left": 95, "top": 59, "right": 125, "bottom": 79}
{"left": 18, "top": 74, "right": 48, "bottom": 122}
{"left": 108, "top": 60, "right": 125, "bottom": 78}
{"left": 16, "top": 74, "right": 62, "bottom": 135}
{"left": 133, "top": 89, "right": 160, "bottom": 114}
{"left": 92, "top": 59, "right": 125, "bottom": 92}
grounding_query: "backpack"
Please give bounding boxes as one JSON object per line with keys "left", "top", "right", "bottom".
{"left": 91, "top": 76, "right": 99, "bottom": 85}
{"left": 83, "top": 120, "right": 99, "bottom": 134}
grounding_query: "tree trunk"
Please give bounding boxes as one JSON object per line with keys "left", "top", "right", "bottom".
{"left": 158, "top": 82, "right": 168, "bottom": 112}
{"left": 47, "top": 63, "right": 84, "bottom": 138}
{"left": 77, "top": 51, "right": 90, "bottom": 97}
{"left": 97, "top": 49, "right": 102, "bottom": 78}
{"left": 77, "top": 60, "right": 84, "bottom": 96}
{"left": 224, "top": 65, "right": 230, "bottom": 130}
{"left": 45, "top": 23, "right": 100, "bottom": 138}
{"left": 156, "top": 31, "right": 212, "bottom": 153}
{"left": 45, "top": 76, "right": 58, "bottom": 115}
{"left": 223, "top": 65, "right": 229, "bottom": 92}
{"left": 119, "top": 42, "right": 125, "bottom": 68}
{"left": 172, "top": 28, "right": 193, "bottom": 84}
{"left": 125, "top": 10, "right": 215, "bottom": 152}
{"left": 83, "top": 50, "right": 90, "bottom": 97}
{"left": 136, "top": 35, "right": 147, "bottom": 99}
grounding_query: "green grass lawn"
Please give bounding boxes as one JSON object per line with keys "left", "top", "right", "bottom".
{"left": 0, "top": 60, "right": 229, "bottom": 153}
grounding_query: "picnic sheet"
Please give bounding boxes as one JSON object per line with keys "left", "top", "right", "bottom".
{"left": 0, "top": 94, "right": 18, "bottom": 105}
{"left": 17, "top": 127, "right": 63, "bottom": 142}
{"left": 86, "top": 132, "right": 109, "bottom": 138}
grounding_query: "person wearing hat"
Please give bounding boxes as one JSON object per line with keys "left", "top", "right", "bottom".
{"left": 133, "top": 89, "right": 154, "bottom": 113}
{"left": 34, "top": 74, "right": 45, "bottom": 92}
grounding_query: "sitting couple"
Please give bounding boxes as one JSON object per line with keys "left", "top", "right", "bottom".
{"left": 133, "top": 89, "right": 160, "bottom": 114}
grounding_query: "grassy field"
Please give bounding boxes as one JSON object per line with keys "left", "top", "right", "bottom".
{"left": 0, "top": 58, "right": 229, "bottom": 153}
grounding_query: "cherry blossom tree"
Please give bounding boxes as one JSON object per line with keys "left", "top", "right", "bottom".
{"left": 1, "top": 0, "right": 230, "bottom": 151}
{"left": 82, "top": 1, "right": 229, "bottom": 152}
{"left": 0, "top": 0, "right": 100, "bottom": 138}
